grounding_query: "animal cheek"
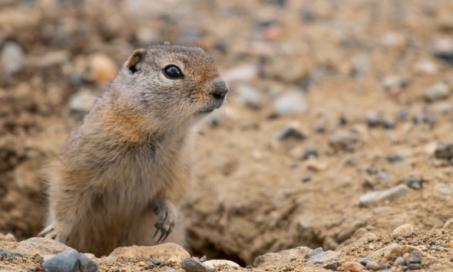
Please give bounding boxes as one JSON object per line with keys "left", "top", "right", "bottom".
{"left": 191, "top": 88, "right": 209, "bottom": 103}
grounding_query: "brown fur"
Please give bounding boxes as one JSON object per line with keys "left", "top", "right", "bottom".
{"left": 40, "top": 45, "right": 228, "bottom": 256}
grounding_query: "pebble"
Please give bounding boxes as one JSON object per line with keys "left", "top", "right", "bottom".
{"left": 394, "top": 256, "right": 405, "bottom": 266}
{"left": 404, "top": 176, "right": 424, "bottom": 190}
{"left": 43, "top": 249, "right": 98, "bottom": 272}
{"left": 236, "top": 83, "right": 263, "bottom": 110}
{"left": 1, "top": 42, "right": 25, "bottom": 77}
{"left": 392, "top": 224, "right": 415, "bottom": 238}
{"left": 366, "top": 112, "right": 382, "bottom": 127}
{"left": 424, "top": 82, "right": 451, "bottom": 102}
{"left": 274, "top": 127, "right": 306, "bottom": 141}
{"left": 359, "top": 257, "right": 380, "bottom": 270}
{"left": 303, "top": 148, "right": 318, "bottom": 160}
{"left": 223, "top": 64, "right": 257, "bottom": 82}
{"left": 69, "top": 90, "right": 97, "bottom": 114}
{"left": 338, "top": 261, "right": 364, "bottom": 272}
{"left": 181, "top": 257, "right": 207, "bottom": 272}
{"left": 382, "top": 76, "right": 409, "bottom": 96}
{"left": 306, "top": 247, "right": 341, "bottom": 264}
{"left": 358, "top": 184, "right": 409, "bottom": 206}
{"left": 434, "top": 143, "right": 453, "bottom": 160}
{"left": 329, "top": 130, "right": 358, "bottom": 151}
{"left": 202, "top": 259, "right": 240, "bottom": 270}
{"left": 89, "top": 53, "right": 118, "bottom": 84}
{"left": 273, "top": 91, "right": 307, "bottom": 116}
{"left": 323, "top": 260, "right": 341, "bottom": 270}
{"left": 432, "top": 37, "right": 453, "bottom": 65}
{"left": 386, "top": 154, "right": 403, "bottom": 163}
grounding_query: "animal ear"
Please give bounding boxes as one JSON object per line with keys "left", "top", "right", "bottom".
{"left": 125, "top": 48, "right": 146, "bottom": 73}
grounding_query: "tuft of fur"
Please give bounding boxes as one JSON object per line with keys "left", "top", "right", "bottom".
{"left": 40, "top": 44, "right": 227, "bottom": 256}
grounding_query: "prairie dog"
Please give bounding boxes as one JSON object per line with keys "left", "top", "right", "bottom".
{"left": 39, "top": 45, "right": 228, "bottom": 256}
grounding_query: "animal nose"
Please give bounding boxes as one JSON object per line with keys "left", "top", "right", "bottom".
{"left": 211, "top": 80, "right": 229, "bottom": 100}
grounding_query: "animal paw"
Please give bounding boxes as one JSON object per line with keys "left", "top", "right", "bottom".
{"left": 38, "top": 224, "right": 69, "bottom": 243}
{"left": 152, "top": 201, "right": 176, "bottom": 243}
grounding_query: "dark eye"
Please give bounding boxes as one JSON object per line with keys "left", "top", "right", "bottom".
{"left": 163, "top": 65, "right": 184, "bottom": 79}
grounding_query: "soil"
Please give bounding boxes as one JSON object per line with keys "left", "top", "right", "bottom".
{"left": 0, "top": 0, "right": 452, "bottom": 271}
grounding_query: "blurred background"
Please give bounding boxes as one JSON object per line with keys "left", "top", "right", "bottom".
{"left": 0, "top": 0, "right": 452, "bottom": 269}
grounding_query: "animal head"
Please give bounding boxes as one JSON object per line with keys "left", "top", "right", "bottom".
{"left": 113, "top": 44, "right": 228, "bottom": 127}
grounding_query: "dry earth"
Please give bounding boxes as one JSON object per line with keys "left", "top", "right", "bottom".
{"left": 0, "top": 0, "right": 452, "bottom": 271}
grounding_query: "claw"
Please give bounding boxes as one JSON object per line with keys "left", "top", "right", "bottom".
{"left": 38, "top": 225, "right": 54, "bottom": 237}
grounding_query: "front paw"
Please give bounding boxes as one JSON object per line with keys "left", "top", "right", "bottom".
{"left": 38, "top": 224, "right": 69, "bottom": 243}
{"left": 152, "top": 201, "right": 177, "bottom": 243}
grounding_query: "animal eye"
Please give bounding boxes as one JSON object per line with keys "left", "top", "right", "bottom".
{"left": 163, "top": 65, "right": 184, "bottom": 79}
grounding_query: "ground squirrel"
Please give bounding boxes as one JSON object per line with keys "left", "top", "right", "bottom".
{"left": 39, "top": 44, "right": 228, "bottom": 256}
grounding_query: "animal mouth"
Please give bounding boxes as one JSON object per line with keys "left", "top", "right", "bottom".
{"left": 197, "top": 99, "right": 224, "bottom": 114}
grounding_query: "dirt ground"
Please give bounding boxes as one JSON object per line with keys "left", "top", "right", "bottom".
{"left": 0, "top": 0, "right": 452, "bottom": 271}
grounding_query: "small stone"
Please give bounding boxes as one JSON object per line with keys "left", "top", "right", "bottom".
{"left": 324, "top": 260, "right": 341, "bottom": 270}
{"left": 202, "top": 259, "right": 240, "bottom": 270}
{"left": 414, "top": 60, "right": 438, "bottom": 75}
{"left": 306, "top": 247, "right": 341, "bottom": 264}
{"left": 404, "top": 176, "right": 424, "bottom": 190}
{"left": 366, "top": 112, "right": 382, "bottom": 127}
{"left": 28, "top": 50, "right": 69, "bottom": 68}
{"left": 223, "top": 64, "right": 257, "bottom": 82}
{"left": 273, "top": 91, "right": 307, "bottom": 116}
{"left": 236, "top": 84, "right": 263, "bottom": 110}
{"left": 69, "top": 90, "right": 97, "bottom": 114}
{"left": 89, "top": 53, "right": 118, "bottom": 84}
{"left": 358, "top": 184, "right": 409, "bottom": 206}
{"left": 386, "top": 154, "right": 403, "bottom": 163}
{"left": 275, "top": 127, "right": 306, "bottom": 141}
{"left": 181, "top": 257, "right": 207, "bottom": 272}
{"left": 199, "top": 256, "right": 207, "bottom": 262}
{"left": 338, "top": 261, "right": 364, "bottom": 272}
{"left": 432, "top": 37, "right": 453, "bottom": 65}
{"left": 382, "top": 76, "right": 409, "bottom": 96}
{"left": 329, "top": 130, "right": 358, "bottom": 151}
{"left": 424, "top": 82, "right": 451, "bottom": 102}
{"left": 392, "top": 224, "right": 415, "bottom": 238}
{"left": 1, "top": 42, "right": 25, "bottom": 77}
{"left": 303, "top": 148, "right": 318, "bottom": 160}
{"left": 434, "top": 143, "right": 453, "bottom": 160}
{"left": 43, "top": 249, "right": 98, "bottom": 272}
{"left": 151, "top": 258, "right": 162, "bottom": 265}
{"left": 394, "top": 256, "right": 406, "bottom": 266}
{"left": 405, "top": 250, "right": 422, "bottom": 265}
{"left": 15, "top": 237, "right": 71, "bottom": 256}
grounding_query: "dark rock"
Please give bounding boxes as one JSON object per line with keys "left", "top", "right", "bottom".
{"left": 275, "top": 127, "right": 307, "bottom": 141}
{"left": 386, "top": 154, "right": 403, "bottom": 163}
{"left": 43, "top": 249, "right": 98, "bottom": 272}
{"left": 303, "top": 148, "right": 318, "bottom": 160}
{"left": 404, "top": 176, "right": 424, "bottom": 190}
{"left": 366, "top": 113, "right": 382, "bottom": 127}
{"left": 323, "top": 260, "right": 341, "bottom": 270}
{"left": 434, "top": 143, "right": 453, "bottom": 160}
{"left": 181, "top": 257, "right": 207, "bottom": 272}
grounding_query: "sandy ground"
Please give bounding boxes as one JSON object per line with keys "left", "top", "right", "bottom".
{"left": 0, "top": 0, "right": 452, "bottom": 271}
